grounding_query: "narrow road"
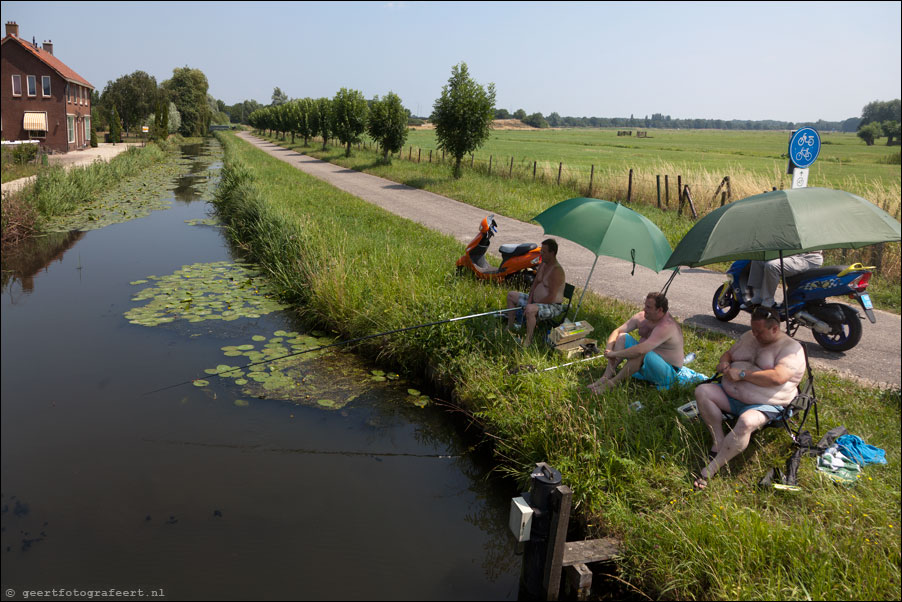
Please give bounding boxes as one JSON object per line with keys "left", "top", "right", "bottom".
{"left": 1, "top": 143, "right": 138, "bottom": 196}
{"left": 237, "top": 132, "right": 901, "bottom": 389}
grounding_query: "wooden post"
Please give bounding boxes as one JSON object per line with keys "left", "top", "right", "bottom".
{"left": 656, "top": 175, "right": 662, "bottom": 208}
{"left": 557, "top": 162, "right": 562, "bottom": 185}
{"left": 489, "top": 155, "right": 493, "bottom": 175}
{"left": 665, "top": 175, "right": 670, "bottom": 207}
{"left": 627, "top": 169, "right": 633, "bottom": 203}
{"left": 588, "top": 165, "right": 595, "bottom": 196}
{"left": 543, "top": 485, "right": 572, "bottom": 601}
{"left": 725, "top": 176, "right": 732, "bottom": 202}
{"left": 417, "top": 148, "right": 421, "bottom": 163}
{"left": 721, "top": 191, "right": 727, "bottom": 207}
{"left": 471, "top": 154, "right": 474, "bottom": 168}
{"left": 509, "top": 156, "right": 514, "bottom": 178}
{"left": 442, "top": 149, "right": 445, "bottom": 162}
{"left": 533, "top": 161, "right": 537, "bottom": 180}
{"left": 429, "top": 149, "right": 432, "bottom": 163}
{"left": 682, "top": 185, "right": 698, "bottom": 219}
{"left": 677, "top": 175, "right": 682, "bottom": 209}
{"left": 408, "top": 146, "right": 412, "bottom": 160}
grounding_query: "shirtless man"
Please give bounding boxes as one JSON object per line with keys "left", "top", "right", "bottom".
{"left": 506, "top": 239, "right": 565, "bottom": 346}
{"left": 588, "top": 293, "right": 684, "bottom": 393}
{"left": 693, "top": 307, "right": 806, "bottom": 489}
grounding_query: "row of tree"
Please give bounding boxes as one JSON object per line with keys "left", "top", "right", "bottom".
{"left": 249, "top": 63, "right": 495, "bottom": 179}
{"left": 856, "top": 99, "right": 901, "bottom": 146}
{"left": 248, "top": 90, "right": 410, "bottom": 160}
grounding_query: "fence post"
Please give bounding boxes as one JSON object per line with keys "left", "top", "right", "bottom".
{"left": 533, "top": 161, "right": 537, "bottom": 180}
{"left": 664, "top": 175, "right": 670, "bottom": 207}
{"left": 627, "top": 168, "right": 633, "bottom": 203}
{"left": 418, "top": 148, "right": 421, "bottom": 163}
{"left": 429, "top": 149, "right": 432, "bottom": 163}
{"left": 656, "top": 175, "right": 661, "bottom": 208}
{"left": 557, "top": 162, "right": 562, "bottom": 185}
{"left": 677, "top": 175, "right": 682, "bottom": 210}
{"left": 489, "top": 155, "right": 493, "bottom": 175}
{"left": 509, "top": 156, "right": 514, "bottom": 178}
{"left": 471, "top": 153, "right": 474, "bottom": 168}
{"left": 683, "top": 185, "right": 698, "bottom": 219}
{"left": 725, "top": 176, "right": 732, "bottom": 202}
{"left": 408, "top": 146, "right": 412, "bottom": 160}
{"left": 589, "top": 165, "right": 595, "bottom": 196}
{"left": 442, "top": 149, "right": 445, "bottom": 162}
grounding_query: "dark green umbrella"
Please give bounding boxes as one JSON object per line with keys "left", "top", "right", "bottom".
{"left": 533, "top": 197, "right": 673, "bottom": 320}
{"left": 664, "top": 187, "right": 901, "bottom": 269}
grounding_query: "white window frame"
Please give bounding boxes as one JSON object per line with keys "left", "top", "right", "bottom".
{"left": 84, "top": 115, "right": 91, "bottom": 143}
{"left": 67, "top": 114, "right": 76, "bottom": 144}
{"left": 12, "top": 74, "right": 22, "bottom": 96}
{"left": 27, "top": 75, "right": 36, "bottom": 97}
{"left": 42, "top": 76, "right": 51, "bottom": 97}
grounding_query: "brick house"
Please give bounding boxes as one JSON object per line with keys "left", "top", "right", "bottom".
{"left": 1, "top": 21, "right": 94, "bottom": 153}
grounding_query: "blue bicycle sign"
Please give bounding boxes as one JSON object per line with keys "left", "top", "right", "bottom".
{"left": 789, "top": 127, "right": 820, "bottom": 168}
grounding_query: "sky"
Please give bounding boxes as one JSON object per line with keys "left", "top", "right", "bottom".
{"left": 2, "top": 1, "right": 900, "bottom": 122}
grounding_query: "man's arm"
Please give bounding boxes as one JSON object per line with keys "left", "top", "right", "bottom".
{"left": 724, "top": 343, "right": 805, "bottom": 386}
{"left": 607, "top": 319, "right": 675, "bottom": 359}
{"left": 603, "top": 313, "right": 642, "bottom": 355}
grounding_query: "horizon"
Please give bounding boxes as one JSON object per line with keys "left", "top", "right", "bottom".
{"left": 2, "top": 1, "right": 900, "bottom": 123}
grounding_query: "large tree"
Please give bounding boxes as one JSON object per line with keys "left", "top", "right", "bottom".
{"left": 367, "top": 92, "right": 409, "bottom": 161}
{"left": 161, "top": 67, "right": 211, "bottom": 137}
{"left": 101, "top": 70, "right": 157, "bottom": 133}
{"left": 430, "top": 62, "right": 496, "bottom": 178}
{"left": 332, "top": 88, "right": 368, "bottom": 157}
{"left": 314, "top": 97, "right": 333, "bottom": 150}
{"left": 271, "top": 87, "right": 289, "bottom": 106}
{"left": 859, "top": 99, "right": 901, "bottom": 145}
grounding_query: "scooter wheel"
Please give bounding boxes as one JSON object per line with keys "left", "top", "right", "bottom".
{"left": 812, "top": 304, "right": 863, "bottom": 352}
{"left": 506, "top": 271, "right": 535, "bottom": 290}
{"left": 712, "top": 284, "right": 741, "bottom": 322}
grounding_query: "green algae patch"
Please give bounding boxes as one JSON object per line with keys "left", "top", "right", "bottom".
{"left": 124, "top": 261, "right": 287, "bottom": 326}
{"left": 185, "top": 218, "right": 221, "bottom": 227}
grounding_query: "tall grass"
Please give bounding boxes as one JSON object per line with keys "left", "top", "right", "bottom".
{"left": 215, "top": 131, "right": 900, "bottom": 600}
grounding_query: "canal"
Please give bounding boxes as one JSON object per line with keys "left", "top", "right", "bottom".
{"left": 1, "top": 141, "right": 520, "bottom": 600}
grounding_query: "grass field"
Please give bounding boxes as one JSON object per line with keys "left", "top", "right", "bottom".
{"left": 214, "top": 131, "right": 901, "bottom": 600}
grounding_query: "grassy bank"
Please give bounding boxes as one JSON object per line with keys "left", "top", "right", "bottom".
{"left": 214, "top": 131, "right": 900, "bottom": 600}
{"left": 257, "top": 132, "right": 901, "bottom": 314}
{"left": 1, "top": 136, "right": 193, "bottom": 245}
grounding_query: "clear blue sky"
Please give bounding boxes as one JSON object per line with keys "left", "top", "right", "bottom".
{"left": 3, "top": 1, "right": 900, "bottom": 122}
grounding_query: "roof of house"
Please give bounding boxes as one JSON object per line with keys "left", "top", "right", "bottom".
{"left": 1, "top": 34, "right": 94, "bottom": 89}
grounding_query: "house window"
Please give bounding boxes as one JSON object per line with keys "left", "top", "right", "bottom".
{"left": 67, "top": 115, "right": 75, "bottom": 144}
{"left": 12, "top": 74, "right": 22, "bottom": 96}
{"left": 23, "top": 111, "right": 48, "bottom": 138}
{"left": 27, "top": 75, "right": 36, "bottom": 96}
{"left": 42, "top": 76, "right": 51, "bottom": 97}
{"left": 27, "top": 130, "right": 47, "bottom": 139}
{"left": 84, "top": 115, "right": 91, "bottom": 143}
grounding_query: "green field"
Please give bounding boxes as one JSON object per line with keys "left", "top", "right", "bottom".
{"left": 405, "top": 128, "right": 901, "bottom": 195}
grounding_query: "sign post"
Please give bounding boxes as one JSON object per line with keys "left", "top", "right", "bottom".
{"left": 787, "top": 127, "right": 820, "bottom": 189}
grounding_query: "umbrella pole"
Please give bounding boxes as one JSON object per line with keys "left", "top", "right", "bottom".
{"left": 779, "top": 251, "right": 791, "bottom": 335}
{"left": 572, "top": 254, "right": 599, "bottom": 323}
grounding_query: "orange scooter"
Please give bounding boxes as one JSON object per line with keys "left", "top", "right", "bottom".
{"left": 456, "top": 214, "right": 541, "bottom": 286}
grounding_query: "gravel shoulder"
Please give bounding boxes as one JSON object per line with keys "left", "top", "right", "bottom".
{"left": 238, "top": 132, "right": 901, "bottom": 389}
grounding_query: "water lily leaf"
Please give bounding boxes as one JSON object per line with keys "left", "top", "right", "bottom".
{"left": 193, "top": 380, "right": 209, "bottom": 387}
{"left": 410, "top": 396, "right": 429, "bottom": 408}
{"left": 234, "top": 399, "right": 249, "bottom": 407}
{"left": 317, "top": 399, "right": 336, "bottom": 408}
{"left": 386, "top": 373, "right": 399, "bottom": 380}
{"left": 371, "top": 376, "right": 386, "bottom": 382}
{"left": 371, "top": 370, "right": 385, "bottom": 376}
{"left": 252, "top": 335, "right": 266, "bottom": 342}
{"left": 407, "top": 389, "right": 421, "bottom": 397}
{"left": 234, "top": 379, "right": 248, "bottom": 386}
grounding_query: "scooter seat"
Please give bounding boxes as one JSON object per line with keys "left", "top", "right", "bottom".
{"left": 785, "top": 265, "right": 848, "bottom": 289}
{"left": 499, "top": 243, "right": 539, "bottom": 257}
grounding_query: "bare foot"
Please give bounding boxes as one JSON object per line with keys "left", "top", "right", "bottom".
{"left": 587, "top": 377, "right": 612, "bottom": 395}
{"left": 693, "top": 476, "right": 707, "bottom": 490}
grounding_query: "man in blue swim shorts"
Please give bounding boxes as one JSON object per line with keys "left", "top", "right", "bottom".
{"left": 693, "top": 307, "right": 806, "bottom": 489}
{"left": 588, "top": 293, "right": 684, "bottom": 394}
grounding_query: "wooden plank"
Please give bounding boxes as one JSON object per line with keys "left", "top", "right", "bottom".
{"left": 565, "top": 563, "right": 593, "bottom": 601}
{"left": 543, "top": 485, "right": 572, "bottom": 601}
{"left": 562, "top": 537, "right": 620, "bottom": 566}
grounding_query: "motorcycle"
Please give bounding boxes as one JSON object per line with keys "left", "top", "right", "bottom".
{"left": 456, "top": 214, "right": 542, "bottom": 286}
{"left": 712, "top": 260, "right": 876, "bottom": 352}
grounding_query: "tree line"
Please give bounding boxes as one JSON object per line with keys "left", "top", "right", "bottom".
{"left": 855, "top": 99, "right": 901, "bottom": 146}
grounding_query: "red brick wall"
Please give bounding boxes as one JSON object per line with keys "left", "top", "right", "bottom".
{"left": 1, "top": 40, "right": 91, "bottom": 153}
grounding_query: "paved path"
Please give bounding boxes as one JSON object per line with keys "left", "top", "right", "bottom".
{"left": 237, "top": 132, "right": 901, "bottom": 389}
{"left": 1, "top": 143, "right": 138, "bottom": 196}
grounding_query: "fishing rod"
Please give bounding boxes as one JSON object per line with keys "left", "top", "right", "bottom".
{"left": 144, "top": 306, "right": 520, "bottom": 395}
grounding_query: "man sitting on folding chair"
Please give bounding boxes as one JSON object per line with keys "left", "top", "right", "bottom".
{"left": 693, "top": 307, "right": 806, "bottom": 490}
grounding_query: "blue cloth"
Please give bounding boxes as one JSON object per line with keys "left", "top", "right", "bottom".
{"left": 670, "top": 366, "right": 709, "bottom": 390}
{"left": 836, "top": 434, "right": 887, "bottom": 466}
{"left": 622, "top": 334, "right": 678, "bottom": 389}
{"left": 720, "top": 384, "right": 786, "bottom": 420}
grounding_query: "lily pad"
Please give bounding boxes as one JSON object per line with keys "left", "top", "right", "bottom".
{"left": 234, "top": 399, "right": 250, "bottom": 407}
{"left": 193, "top": 380, "right": 209, "bottom": 387}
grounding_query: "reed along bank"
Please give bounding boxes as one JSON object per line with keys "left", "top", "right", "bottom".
{"left": 212, "top": 131, "right": 900, "bottom": 601}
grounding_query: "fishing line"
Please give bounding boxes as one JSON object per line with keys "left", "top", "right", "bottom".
{"left": 144, "top": 306, "right": 519, "bottom": 395}
{"left": 142, "top": 438, "right": 459, "bottom": 459}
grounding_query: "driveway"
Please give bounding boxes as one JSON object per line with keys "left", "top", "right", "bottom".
{"left": 237, "top": 132, "right": 901, "bottom": 389}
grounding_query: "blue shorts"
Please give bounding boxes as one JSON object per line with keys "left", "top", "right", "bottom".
{"left": 720, "top": 384, "right": 786, "bottom": 420}
{"left": 623, "top": 334, "right": 678, "bottom": 389}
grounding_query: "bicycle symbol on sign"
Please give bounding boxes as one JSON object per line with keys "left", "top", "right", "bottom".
{"left": 796, "top": 133, "right": 816, "bottom": 148}
{"left": 795, "top": 147, "right": 812, "bottom": 162}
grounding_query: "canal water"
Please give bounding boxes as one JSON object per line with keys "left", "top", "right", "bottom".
{"left": 1, "top": 141, "right": 520, "bottom": 600}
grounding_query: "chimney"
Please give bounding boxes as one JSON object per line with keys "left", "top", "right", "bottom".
{"left": 5, "top": 21, "right": 18, "bottom": 38}
{"left": 43, "top": 40, "right": 53, "bottom": 55}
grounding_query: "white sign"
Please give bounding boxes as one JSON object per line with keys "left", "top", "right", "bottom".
{"left": 142, "top": 126, "right": 149, "bottom": 133}
{"left": 791, "top": 167, "right": 809, "bottom": 189}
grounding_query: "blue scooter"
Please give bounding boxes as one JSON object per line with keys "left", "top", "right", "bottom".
{"left": 712, "top": 261, "right": 876, "bottom": 352}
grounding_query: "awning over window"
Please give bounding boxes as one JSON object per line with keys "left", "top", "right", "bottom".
{"left": 23, "top": 112, "right": 48, "bottom": 131}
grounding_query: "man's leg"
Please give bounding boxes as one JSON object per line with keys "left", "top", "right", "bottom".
{"left": 696, "top": 401, "right": 769, "bottom": 488}
{"left": 522, "top": 303, "right": 539, "bottom": 346}
{"left": 588, "top": 334, "right": 636, "bottom": 393}
{"left": 696, "top": 383, "right": 731, "bottom": 452}
{"left": 506, "top": 291, "right": 524, "bottom": 329}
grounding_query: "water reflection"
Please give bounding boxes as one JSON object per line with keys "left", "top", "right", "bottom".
{"left": 1, "top": 230, "right": 85, "bottom": 295}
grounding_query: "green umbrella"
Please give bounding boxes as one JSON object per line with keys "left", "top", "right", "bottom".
{"left": 664, "top": 187, "right": 901, "bottom": 269}
{"left": 533, "top": 197, "right": 673, "bottom": 320}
